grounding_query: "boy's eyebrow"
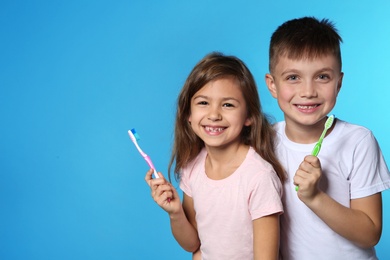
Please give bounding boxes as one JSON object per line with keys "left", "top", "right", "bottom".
{"left": 317, "top": 67, "right": 336, "bottom": 73}
{"left": 280, "top": 67, "right": 335, "bottom": 76}
{"left": 280, "top": 69, "right": 299, "bottom": 76}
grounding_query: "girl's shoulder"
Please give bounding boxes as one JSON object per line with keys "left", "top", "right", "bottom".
{"left": 243, "top": 147, "right": 278, "bottom": 175}
{"left": 181, "top": 148, "right": 207, "bottom": 176}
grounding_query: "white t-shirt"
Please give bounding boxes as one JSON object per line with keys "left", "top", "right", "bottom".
{"left": 275, "top": 119, "right": 390, "bottom": 260}
{"left": 180, "top": 147, "right": 283, "bottom": 260}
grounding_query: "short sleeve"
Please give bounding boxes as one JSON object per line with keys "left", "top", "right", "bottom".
{"left": 248, "top": 170, "right": 283, "bottom": 220}
{"left": 179, "top": 167, "right": 192, "bottom": 197}
{"left": 350, "top": 131, "right": 390, "bottom": 199}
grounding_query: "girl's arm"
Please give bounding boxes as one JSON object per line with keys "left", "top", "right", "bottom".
{"left": 253, "top": 214, "right": 280, "bottom": 260}
{"left": 295, "top": 155, "right": 382, "bottom": 248}
{"left": 170, "top": 193, "right": 200, "bottom": 252}
{"left": 192, "top": 249, "right": 201, "bottom": 260}
{"left": 145, "top": 169, "right": 200, "bottom": 252}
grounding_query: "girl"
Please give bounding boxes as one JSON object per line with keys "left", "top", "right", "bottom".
{"left": 145, "top": 52, "right": 285, "bottom": 259}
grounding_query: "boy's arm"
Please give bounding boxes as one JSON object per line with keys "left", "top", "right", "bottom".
{"left": 253, "top": 214, "right": 280, "bottom": 260}
{"left": 295, "top": 155, "right": 382, "bottom": 248}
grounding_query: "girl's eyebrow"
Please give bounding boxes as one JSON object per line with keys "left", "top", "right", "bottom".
{"left": 192, "top": 95, "right": 209, "bottom": 100}
{"left": 193, "top": 95, "right": 240, "bottom": 103}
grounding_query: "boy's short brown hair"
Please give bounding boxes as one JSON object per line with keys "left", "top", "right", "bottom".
{"left": 269, "top": 17, "right": 343, "bottom": 73}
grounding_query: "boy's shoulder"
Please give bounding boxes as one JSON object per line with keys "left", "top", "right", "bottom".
{"left": 273, "top": 119, "right": 374, "bottom": 144}
{"left": 332, "top": 119, "right": 373, "bottom": 137}
{"left": 272, "top": 121, "right": 285, "bottom": 133}
{"left": 272, "top": 119, "right": 372, "bottom": 132}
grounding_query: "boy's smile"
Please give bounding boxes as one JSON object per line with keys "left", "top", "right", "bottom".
{"left": 266, "top": 54, "right": 343, "bottom": 142}
{"left": 188, "top": 77, "right": 251, "bottom": 149}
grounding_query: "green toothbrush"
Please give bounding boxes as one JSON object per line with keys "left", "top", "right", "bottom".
{"left": 295, "top": 115, "right": 335, "bottom": 191}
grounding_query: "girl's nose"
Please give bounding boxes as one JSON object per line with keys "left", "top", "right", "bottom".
{"left": 207, "top": 107, "right": 222, "bottom": 121}
{"left": 208, "top": 115, "right": 222, "bottom": 121}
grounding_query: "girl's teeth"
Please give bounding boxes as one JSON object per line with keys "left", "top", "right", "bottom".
{"left": 205, "top": 126, "right": 224, "bottom": 132}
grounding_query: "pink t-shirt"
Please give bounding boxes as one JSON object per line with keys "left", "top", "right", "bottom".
{"left": 180, "top": 147, "right": 283, "bottom": 259}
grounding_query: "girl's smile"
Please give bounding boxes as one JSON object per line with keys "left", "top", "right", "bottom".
{"left": 189, "top": 77, "right": 251, "bottom": 149}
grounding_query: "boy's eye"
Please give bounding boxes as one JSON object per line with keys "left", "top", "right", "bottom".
{"left": 318, "top": 74, "right": 330, "bottom": 80}
{"left": 286, "top": 75, "right": 298, "bottom": 81}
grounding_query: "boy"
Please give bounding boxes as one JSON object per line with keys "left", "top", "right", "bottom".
{"left": 265, "top": 17, "right": 390, "bottom": 259}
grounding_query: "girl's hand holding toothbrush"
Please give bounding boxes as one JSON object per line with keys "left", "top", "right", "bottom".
{"left": 145, "top": 169, "right": 181, "bottom": 214}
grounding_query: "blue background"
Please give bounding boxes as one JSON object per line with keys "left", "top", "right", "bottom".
{"left": 1, "top": 0, "right": 389, "bottom": 259}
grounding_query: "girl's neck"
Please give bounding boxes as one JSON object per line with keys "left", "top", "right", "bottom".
{"left": 204, "top": 143, "right": 249, "bottom": 180}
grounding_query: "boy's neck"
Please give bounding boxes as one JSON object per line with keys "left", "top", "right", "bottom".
{"left": 284, "top": 118, "right": 336, "bottom": 144}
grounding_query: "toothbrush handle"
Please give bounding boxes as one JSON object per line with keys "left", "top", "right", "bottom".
{"left": 311, "top": 142, "right": 322, "bottom": 157}
{"left": 296, "top": 142, "right": 322, "bottom": 191}
{"left": 145, "top": 155, "right": 170, "bottom": 201}
{"left": 144, "top": 155, "right": 159, "bottom": 179}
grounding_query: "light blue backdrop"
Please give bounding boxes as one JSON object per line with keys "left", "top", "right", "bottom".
{"left": 1, "top": 0, "right": 389, "bottom": 259}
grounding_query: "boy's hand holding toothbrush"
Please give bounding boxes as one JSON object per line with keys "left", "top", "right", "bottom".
{"left": 294, "top": 115, "right": 334, "bottom": 203}
{"left": 145, "top": 169, "right": 181, "bottom": 214}
{"left": 294, "top": 155, "right": 324, "bottom": 203}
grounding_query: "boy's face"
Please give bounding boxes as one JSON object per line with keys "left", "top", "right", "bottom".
{"left": 266, "top": 54, "right": 343, "bottom": 133}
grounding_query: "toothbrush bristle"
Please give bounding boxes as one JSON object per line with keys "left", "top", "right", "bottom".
{"left": 325, "top": 115, "right": 335, "bottom": 129}
{"left": 131, "top": 128, "right": 141, "bottom": 141}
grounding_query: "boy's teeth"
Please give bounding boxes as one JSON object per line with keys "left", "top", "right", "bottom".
{"left": 205, "top": 126, "right": 224, "bottom": 132}
{"left": 297, "top": 105, "right": 317, "bottom": 109}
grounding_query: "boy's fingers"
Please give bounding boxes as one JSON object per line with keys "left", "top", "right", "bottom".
{"left": 304, "top": 155, "right": 321, "bottom": 167}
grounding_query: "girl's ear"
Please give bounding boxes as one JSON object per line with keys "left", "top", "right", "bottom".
{"left": 244, "top": 117, "right": 252, "bottom": 127}
{"left": 265, "top": 73, "right": 278, "bottom": 98}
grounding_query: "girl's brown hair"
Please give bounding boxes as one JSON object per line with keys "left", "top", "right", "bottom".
{"left": 168, "top": 52, "right": 285, "bottom": 183}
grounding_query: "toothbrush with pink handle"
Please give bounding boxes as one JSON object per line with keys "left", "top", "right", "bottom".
{"left": 128, "top": 128, "right": 159, "bottom": 179}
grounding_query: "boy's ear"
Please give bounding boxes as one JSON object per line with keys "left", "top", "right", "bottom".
{"left": 265, "top": 73, "right": 278, "bottom": 98}
{"left": 337, "top": 72, "right": 344, "bottom": 94}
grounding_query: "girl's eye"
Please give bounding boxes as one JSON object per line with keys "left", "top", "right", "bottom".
{"left": 197, "top": 101, "right": 208, "bottom": 105}
{"left": 222, "top": 103, "right": 234, "bottom": 108}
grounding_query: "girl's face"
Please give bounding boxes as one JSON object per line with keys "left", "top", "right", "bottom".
{"left": 188, "top": 77, "right": 251, "bottom": 150}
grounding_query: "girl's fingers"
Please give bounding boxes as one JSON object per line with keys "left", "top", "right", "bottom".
{"left": 152, "top": 184, "right": 174, "bottom": 203}
{"left": 153, "top": 183, "right": 170, "bottom": 196}
{"left": 144, "top": 169, "right": 155, "bottom": 186}
{"left": 157, "top": 171, "right": 164, "bottom": 178}
{"left": 145, "top": 170, "right": 175, "bottom": 204}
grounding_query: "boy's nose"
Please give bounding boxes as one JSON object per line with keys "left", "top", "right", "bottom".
{"left": 300, "top": 81, "right": 317, "bottom": 97}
